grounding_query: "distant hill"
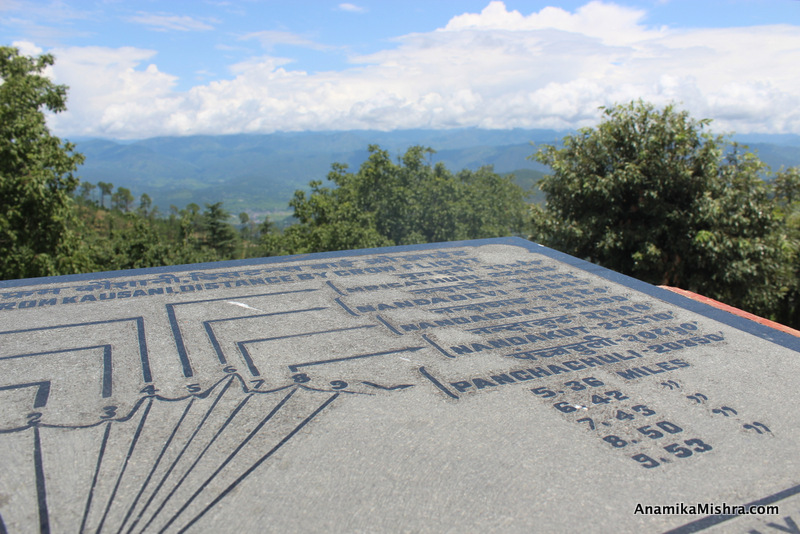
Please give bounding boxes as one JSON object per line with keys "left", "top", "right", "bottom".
{"left": 72, "top": 129, "right": 800, "bottom": 217}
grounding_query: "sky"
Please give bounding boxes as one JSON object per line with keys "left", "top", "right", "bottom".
{"left": 1, "top": 0, "right": 799, "bottom": 140}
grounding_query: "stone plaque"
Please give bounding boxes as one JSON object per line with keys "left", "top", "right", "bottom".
{"left": 1, "top": 237, "right": 799, "bottom": 533}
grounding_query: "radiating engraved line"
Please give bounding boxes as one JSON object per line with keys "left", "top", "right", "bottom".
{"left": 138, "top": 389, "right": 254, "bottom": 533}
{"left": 115, "top": 399, "right": 195, "bottom": 534}
{"left": 95, "top": 398, "right": 154, "bottom": 533}
{"left": 80, "top": 421, "right": 112, "bottom": 534}
{"left": 128, "top": 377, "right": 236, "bottom": 534}
{"left": 163, "top": 388, "right": 299, "bottom": 533}
{"left": 177, "top": 392, "right": 339, "bottom": 533}
{"left": 32, "top": 426, "right": 50, "bottom": 534}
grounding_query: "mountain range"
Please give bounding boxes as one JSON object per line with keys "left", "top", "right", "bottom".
{"left": 71, "top": 129, "right": 800, "bottom": 217}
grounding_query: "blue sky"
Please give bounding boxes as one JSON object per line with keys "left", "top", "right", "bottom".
{"left": 2, "top": 0, "right": 799, "bottom": 139}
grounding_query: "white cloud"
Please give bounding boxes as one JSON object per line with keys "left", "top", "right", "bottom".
{"left": 240, "top": 31, "right": 332, "bottom": 52}
{"left": 338, "top": 3, "right": 366, "bottom": 13}
{"left": 34, "top": 1, "right": 800, "bottom": 138}
{"left": 11, "top": 40, "right": 43, "bottom": 56}
{"left": 127, "top": 12, "right": 215, "bottom": 32}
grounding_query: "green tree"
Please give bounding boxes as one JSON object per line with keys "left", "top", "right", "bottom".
{"left": 277, "top": 145, "right": 527, "bottom": 254}
{"left": 111, "top": 186, "right": 134, "bottom": 212}
{"left": 531, "top": 100, "right": 789, "bottom": 317}
{"left": 78, "top": 181, "right": 97, "bottom": 204}
{"left": 772, "top": 167, "right": 800, "bottom": 326}
{"left": 97, "top": 181, "right": 113, "bottom": 209}
{"left": 201, "top": 202, "right": 237, "bottom": 259}
{"left": 0, "top": 46, "right": 89, "bottom": 279}
{"left": 138, "top": 193, "right": 153, "bottom": 217}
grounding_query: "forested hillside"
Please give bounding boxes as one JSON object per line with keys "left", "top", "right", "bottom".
{"left": 3, "top": 45, "right": 800, "bottom": 329}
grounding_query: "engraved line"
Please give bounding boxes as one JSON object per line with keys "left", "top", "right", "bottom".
{"left": 138, "top": 391, "right": 254, "bottom": 533}
{"left": 235, "top": 342, "right": 261, "bottom": 376}
{"left": 0, "top": 382, "right": 50, "bottom": 408}
{"left": 127, "top": 377, "right": 236, "bottom": 534}
{"left": 418, "top": 366, "right": 459, "bottom": 399}
{"left": 205, "top": 307, "right": 327, "bottom": 325}
{"left": 1, "top": 346, "right": 113, "bottom": 397}
{"left": 376, "top": 315, "right": 402, "bottom": 335}
{"left": 325, "top": 281, "right": 346, "bottom": 295}
{"left": 161, "top": 388, "right": 299, "bottom": 533}
{"left": 0, "top": 318, "right": 151, "bottom": 385}
{"left": 102, "top": 345, "right": 113, "bottom": 397}
{"left": 241, "top": 325, "right": 377, "bottom": 345}
{"left": 177, "top": 392, "right": 339, "bottom": 533}
{"left": 166, "top": 304, "right": 192, "bottom": 377}
{"left": 80, "top": 421, "right": 112, "bottom": 534}
{"left": 96, "top": 398, "right": 154, "bottom": 533}
{"left": 362, "top": 382, "right": 414, "bottom": 391}
{"left": 288, "top": 346, "right": 424, "bottom": 372}
{"left": 165, "top": 289, "right": 320, "bottom": 378}
{"left": 0, "top": 510, "right": 7, "bottom": 534}
{"left": 134, "top": 317, "right": 152, "bottom": 383}
{"left": 235, "top": 325, "right": 380, "bottom": 376}
{"left": 204, "top": 308, "right": 330, "bottom": 368}
{"left": 204, "top": 322, "right": 228, "bottom": 365}
{"left": 422, "top": 334, "right": 454, "bottom": 358}
{"left": 0, "top": 396, "right": 151, "bottom": 435}
{"left": 0, "top": 317, "right": 143, "bottom": 335}
{"left": 334, "top": 298, "right": 358, "bottom": 316}
{"left": 33, "top": 426, "right": 50, "bottom": 534}
{"left": 115, "top": 398, "right": 196, "bottom": 534}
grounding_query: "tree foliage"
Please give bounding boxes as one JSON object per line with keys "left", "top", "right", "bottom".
{"left": 531, "top": 101, "right": 790, "bottom": 317}
{"left": 270, "top": 145, "right": 528, "bottom": 255}
{"left": 0, "top": 46, "right": 88, "bottom": 279}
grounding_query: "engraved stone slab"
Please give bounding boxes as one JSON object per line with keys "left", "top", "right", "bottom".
{"left": 1, "top": 237, "right": 799, "bottom": 533}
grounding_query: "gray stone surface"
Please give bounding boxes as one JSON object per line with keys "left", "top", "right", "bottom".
{"left": 1, "top": 237, "right": 799, "bottom": 533}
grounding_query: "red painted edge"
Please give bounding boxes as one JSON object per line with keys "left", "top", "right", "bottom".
{"left": 658, "top": 286, "right": 800, "bottom": 339}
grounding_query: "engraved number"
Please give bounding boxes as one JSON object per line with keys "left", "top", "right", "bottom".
{"left": 603, "top": 435, "right": 628, "bottom": 448}
{"left": 632, "top": 404, "right": 655, "bottom": 416}
{"left": 684, "top": 438, "right": 712, "bottom": 453}
{"left": 632, "top": 454, "right": 660, "bottom": 469}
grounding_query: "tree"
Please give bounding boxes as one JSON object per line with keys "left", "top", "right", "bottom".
{"left": 276, "top": 145, "right": 528, "bottom": 254}
{"left": 97, "top": 181, "right": 113, "bottom": 209}
{"left": 78, "top": 181, "right": 97, "bottom": 204}
{"left": 138, "top": 193, "right": 153, "bottom": 217}
{"left": 772, "top": 167, "right": 800, "bottom": 326}
{"left": 0, "top": 46, "right": 89, "bottom": 279}
{"left": 201, "top": 202, "right": 237, "bottom": 258}
{"left": 111, "top": 186, "right": 134, "bottom": 212}
{"left": 531, "top": 100, "right": 789, "bottom": 317}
